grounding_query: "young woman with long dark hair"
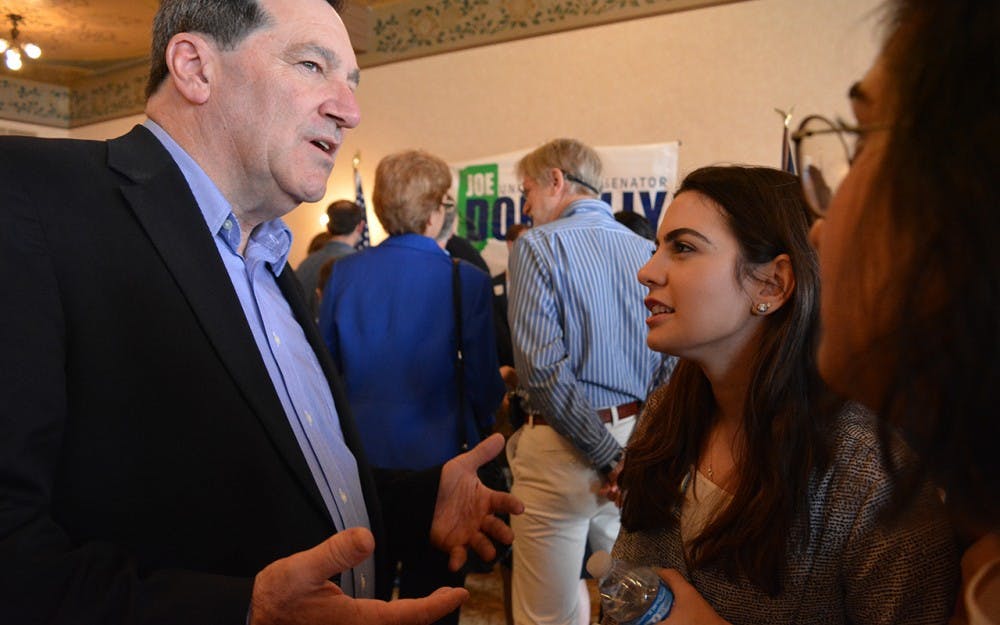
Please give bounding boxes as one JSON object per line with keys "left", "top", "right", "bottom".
{"left": 611, "top": 165, "right": 957, "bottom": 624}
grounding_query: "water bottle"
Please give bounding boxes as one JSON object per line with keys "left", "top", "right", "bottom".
{"left": 586, "top": 550, "right": 674, "bottom": 625}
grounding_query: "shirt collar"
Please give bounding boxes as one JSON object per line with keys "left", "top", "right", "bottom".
{"left": 143, "top": 119, "right": 292, "bottom": 274}
{"left": 559, "top": 197, "right": 613, "bottom": 220}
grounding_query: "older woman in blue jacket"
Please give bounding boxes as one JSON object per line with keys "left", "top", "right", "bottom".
{"left": 319, "top": 149, "right": 505, "bottom": 624}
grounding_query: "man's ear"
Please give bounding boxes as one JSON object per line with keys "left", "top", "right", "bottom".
{"left": 753, "top": 253, "right": 796, "bottom": 314}
{"left": 164, "top": 33, "right": 215, "bottom": 105}
{"left": 548, "top": 168, "right": 572, "bottom": 199}
{"left": 549, "top": 168, "right": 565, "bottom": 190}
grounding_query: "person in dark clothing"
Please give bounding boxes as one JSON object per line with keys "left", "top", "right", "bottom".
{"left": 492, "top": 223, "right": 531, "bottom": 370}
{"left": 613, "top": 209, "right": 656, "bottom": 241}
{"left": 445, "top": 234, "right": 490, "bottom": 274}
{"left": 296, "top": 198, "right": 366, "bottom": 319}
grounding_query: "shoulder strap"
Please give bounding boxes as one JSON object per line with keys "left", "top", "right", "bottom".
{"left": 452, "top": 259, "right": 469, "bottom": 451}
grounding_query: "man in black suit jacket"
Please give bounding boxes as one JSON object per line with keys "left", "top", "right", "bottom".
{"left": 0, "top": 0, "right": 520, "bottom": 623}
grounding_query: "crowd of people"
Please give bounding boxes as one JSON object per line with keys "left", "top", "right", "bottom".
{"left": 0, "top": 0, "right": 995, "bottom": 624}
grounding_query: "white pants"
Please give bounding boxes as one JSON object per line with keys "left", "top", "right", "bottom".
{"left": 507, "top": 417, "right": 635, "bottom": 625}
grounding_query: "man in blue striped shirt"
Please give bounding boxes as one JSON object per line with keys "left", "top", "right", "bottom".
{"left": 506, "top": 138, "right": 661, "bottom": 625}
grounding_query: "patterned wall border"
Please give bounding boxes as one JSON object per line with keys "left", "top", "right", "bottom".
{"left": 0, "top": 0, "right": 744, "bottom": 127}
{"left": 0, "top": 77, "right": 71, "bottom": 127}
{"left": 69, "top": 61, "right": 149, "bottom": 128}
{"left": 0, "top": 60, "right": 146, "bottom": 129}
{"left": 358, "top": 0, "right": 745, "bottom": 67}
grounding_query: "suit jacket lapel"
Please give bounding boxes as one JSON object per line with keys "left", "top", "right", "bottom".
{"left": 107, "top": 125, "right": 330, "bottom": 522}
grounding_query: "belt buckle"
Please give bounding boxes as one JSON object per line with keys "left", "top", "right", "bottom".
{"left": 607, "top": 404, "right": 621, "bottom": 427}
{"left": 605, "top": 402, "right": 638, "bottom": 427}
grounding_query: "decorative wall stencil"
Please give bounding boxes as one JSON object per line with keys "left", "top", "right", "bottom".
{"left": 359, "top": 0, "right": 744, "bottom": 67}
{"left": 0, "top": 60, "right": 145, "bottom": 128}
{"left": 69, "top": 61, "right": 147, "bottom": 127}
{"left": 0, "top": 76, "right": 70, "bottom": 126}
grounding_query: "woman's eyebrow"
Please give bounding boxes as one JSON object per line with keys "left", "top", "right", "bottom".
{"left": 664, "top": 227, "right": 713, "bottom": 246}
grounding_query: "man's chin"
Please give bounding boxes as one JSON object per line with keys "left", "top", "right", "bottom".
{"left": 302, "top": 189, "right": 328, "bottom": 204}
{"left": 295, "top": 178, "right": 333, "bottom": 205}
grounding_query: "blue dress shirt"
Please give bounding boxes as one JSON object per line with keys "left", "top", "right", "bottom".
{"left": 143, "top": 120, "right": 374, "bottom": 598}
{"left": 508, "top": 198, "right": 660, "bottom": 469}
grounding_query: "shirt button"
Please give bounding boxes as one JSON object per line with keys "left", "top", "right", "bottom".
{"left": 222, "top": 220, "right": 233, "bottom": 231}
{"left": 272, "top": 332, "right": 281, "bottom": 346}
{"left": 361, "top": 573, "right": 367, "bottom": 590}
{"left": 339, "top": 488, "right": 348, "bottom": 503}
{"left": 304, "top": 411, "right": 313, "bottom": 425}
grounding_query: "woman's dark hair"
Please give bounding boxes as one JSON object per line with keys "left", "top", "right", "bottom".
{"left": 865, "top": 0, "right": 1000, "bottom": 528}
{"left": 619, "top": 165, "right": 840, "bottom": 595}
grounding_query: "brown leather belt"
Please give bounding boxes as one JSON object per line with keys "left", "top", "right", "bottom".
{"left": 528, "top": 400, "right": 641, "bottom": 427}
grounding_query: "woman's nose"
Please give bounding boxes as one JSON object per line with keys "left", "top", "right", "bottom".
{"left": 637, "top": 256, "right": 662, "bottom": 287}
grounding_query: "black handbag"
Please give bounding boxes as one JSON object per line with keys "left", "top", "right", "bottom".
{"left": 452, "top": 259, "right": 511, "bottom": 573}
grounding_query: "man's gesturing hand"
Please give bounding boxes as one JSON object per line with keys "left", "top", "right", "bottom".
{"left": 251, "top": 527, "right": 468, "bottom": 625}
{"left": 431, "top": 433, "right": 526, "bottom": 571}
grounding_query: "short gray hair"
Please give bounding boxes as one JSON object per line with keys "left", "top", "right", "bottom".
{"left": 146, "top": 0, "right": 343, "bottom": 99}
{"left": 516, "top": 138, "right": 602, "bottom": 196}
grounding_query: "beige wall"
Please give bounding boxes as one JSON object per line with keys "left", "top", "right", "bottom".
{"left": 291, "top": 0, "right": 883, "bottom": 267}
{"left": 69, "top": 114, "right": 145, "bottom": 141}
{"left": 0, "top": 118, "right": 69, "bottom": 138}
{"left": 49, "top": 0, "right": 881, "bottom": 268}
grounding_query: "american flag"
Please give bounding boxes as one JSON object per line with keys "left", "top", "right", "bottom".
{"left": 353, "top": 151, "right": 370, "bottom": 250}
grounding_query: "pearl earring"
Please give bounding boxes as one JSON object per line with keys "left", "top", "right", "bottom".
{"left": 755, "top": 302, "right": 771, "bottom": 314}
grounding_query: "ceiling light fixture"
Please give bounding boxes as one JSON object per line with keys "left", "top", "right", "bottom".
{"left": 0, "top": 14, "right": 42, "bottom": 71}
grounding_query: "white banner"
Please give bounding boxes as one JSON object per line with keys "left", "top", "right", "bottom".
{"left": 451, "top": 141, "right": 680, "bottom": 275}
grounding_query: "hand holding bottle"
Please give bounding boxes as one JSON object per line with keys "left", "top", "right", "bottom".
{"left": 654, "top": 569, "right": 732, "bottom": 625}
{"left": 586, "top": 552, "right": 733, "bottom": 625}
{"left": 586, "top": 551, "right": 673, "bottom": 625}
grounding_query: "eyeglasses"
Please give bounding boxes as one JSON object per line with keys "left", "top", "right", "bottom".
{"left": 560, "top": 170, "right": 601, "bottom": 195}
{"left": 516, "top": 172, "right": 601, "bottom": 196}
{"left": 791, "top": 114, "right": 878, "bottom": 217}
